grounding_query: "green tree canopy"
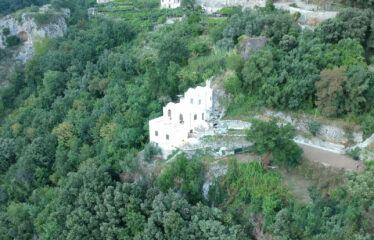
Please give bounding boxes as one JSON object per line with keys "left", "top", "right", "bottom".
{"left": 246, "top": 119, "right": 303, "bottom": 166}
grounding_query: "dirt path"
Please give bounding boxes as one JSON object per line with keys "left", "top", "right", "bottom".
{"left": 299, "top": 144, "right": 364, "bottom": 172}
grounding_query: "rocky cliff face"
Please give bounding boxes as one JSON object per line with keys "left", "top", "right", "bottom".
{"left": 237, "top": 36, "right": 266, "bottom": 60}
{"left": 0, "top": 5, "right": 70, "bottom": 63}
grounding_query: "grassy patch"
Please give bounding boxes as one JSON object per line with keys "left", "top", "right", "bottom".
{"left": 277, "top": 168, "right": 312, "bottom": 203}
{"left": 276, "top": 158, "right": 345, "bottom": 200}
{"left": 225, "top": 95, "right": 262, "bottom": 119}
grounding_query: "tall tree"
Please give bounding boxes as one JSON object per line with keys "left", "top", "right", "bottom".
{"left": 315, "top": 66, "right": 347, "bottom": 117}
{"left": 246, "top": 119, "right": 303, "bottom": 169}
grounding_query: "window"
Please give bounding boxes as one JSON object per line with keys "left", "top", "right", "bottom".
{"left": 198, "top": 99, "right": 201, "bottom": 105}
{"left": 166, "top": 134, "right": 169, "bottom": 140}
{"left": 155, "top": 131, "right": 158, "bottom": 136}
{"left": 190, "top": 98, "right": 194, "bottom": 104}
{"left": 168, "top": 109, "right": 171, "bottom": 117}
{"left": 202, "top": 113, "right": 204, "bottom": 120}
{"left": 179, "top": 114, "right": 184, "bottom": 124}
{"left": 194, "top": 114, "right": 197, "bottom": 120}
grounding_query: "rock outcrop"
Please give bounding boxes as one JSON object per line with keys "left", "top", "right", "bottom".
{"left": 0, "top": 5, "right": 70, "bottom": 63}
{"left": 237, "top": 36, "right": 266, "bottom": 60}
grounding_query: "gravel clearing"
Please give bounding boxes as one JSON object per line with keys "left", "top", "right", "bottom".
{"left": 299, "top": 144, "right": 364, "bottom": 173}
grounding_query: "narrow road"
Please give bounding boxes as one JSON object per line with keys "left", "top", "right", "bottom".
{"left": 299, "top": 144, "right": 364, "bottom": 173}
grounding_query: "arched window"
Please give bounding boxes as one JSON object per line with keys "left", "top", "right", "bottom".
{"left": 190, "top": 98, "right": 194, "bottom": 104}
{"left": 155, "top": 131, "right": 158, "bottom": 136}
{"left": 194, "top": 114, "right": 197, "bottom": 120}
{"left": 202, "top": 113, "right": 204, "bottom": 120}
{"left": 166, "top": 134, "right": 169, "bottom": 140}
{"left": 198, "top": 99, "right": 201, "bottom": 105}
{"left": 168, "top": 109, "right": 171, "bottom": 119}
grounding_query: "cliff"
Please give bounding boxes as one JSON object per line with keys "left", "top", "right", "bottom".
{"left": 0, "top": 5, "right": 69, "bottom": 71}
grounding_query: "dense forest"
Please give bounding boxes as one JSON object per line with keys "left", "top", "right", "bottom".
{"left": 0, "top": 0, "right": 51, "bottom": 15}
{"left": 0, "top": 0, "right": 374, "bottom": 239}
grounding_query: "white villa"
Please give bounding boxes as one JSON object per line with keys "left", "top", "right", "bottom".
{"left": 160, "top": 0, "right": 181, "bottom": 9}
{"left": 149, "top": 80, "right": 213, "bottom": 155}
{"left": 97, "top": 0, "right": 112, "bottom": 3}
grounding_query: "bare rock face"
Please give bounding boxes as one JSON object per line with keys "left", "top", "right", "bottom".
{"left": 369, "top": 66, "right": 374, "bottom": 73}
{"left": 0, "top": 5, "right": 70, "bottom": 63}
{"left": 237, "top": 35, "right": 266, "bottom": 60}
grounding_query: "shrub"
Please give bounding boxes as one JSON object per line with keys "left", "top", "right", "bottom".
{"left": 187, "top": 14, "right": 201, "bottom": 24}
{"left": 2, "top": 28, "right": 10, "bottom": 36}
{"left": 265, "top": 0, "right": 275, "bottom": 11}
{"left": 143, "top": 143, "right": 161, "bottom": 162}
{"left": 0, "top": 49, "right": 6, "bottom": 61}
{"left": 33, "top": 12, "right": 56, "bottom": 26}
{"left": 225, "top": 52, "right": 244, "bottom": 72}
{"left": 346, "top": 147, "right": 361, "bottom": 160}
{"left": 308, "top": 120, "right": 321, "bottom": 136}
{"left": 157, "top": 15, "right": 166, "bottom": 24}
{"left": 5, "top": 35, "right": 20, "bottom": 47}
{"left": 208, "top": 21, "right": 227, "bottom": 43}
{"left": 157, "top": 154, "right": 204, "bottom": 203}
{"left": 223, "top": 75, "right": 242, "bottom": 95}
{"left": 218, "top": 7, "right": 241, "bottom": 17}
{"left": 190, "top": 42, "right": 210, "bottom": 56}
{"left": 29, "top": 5, "right": 40, "bottom": 12}
{"left": 0, "top": 101, "right": 3, "bottom": 115}
{"left": 370, "top": 56, "right": 374, "bottom": 65}
{"left": 217, "top": 38, "right": 234, "bottom": 50}
{"left": 365, "top": 161, "right": 374, "bottom": 168}
{"left": 361, "top": 115, "right": 374, "bottom": 139}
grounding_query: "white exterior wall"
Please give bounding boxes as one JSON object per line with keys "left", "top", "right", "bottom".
{"left": 97, "top": 0, "right": 112, "bottom": 3}
{"left": 149, "top": 80, "right": 213, "bottom": 155}
{"left": 160, "top": 0, "right": 181, "bottom": 9}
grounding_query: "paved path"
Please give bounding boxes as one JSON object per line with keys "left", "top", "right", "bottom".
{"left": 299, "top": 144, "right": 364, "bottom": 172}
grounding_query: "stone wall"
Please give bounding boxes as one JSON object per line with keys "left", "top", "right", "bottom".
{"left": 195, "top": 0, "right": 265, "bottom": 13}
{"left": 275, "top": 5, "right": 337, "bottom": 25}
{"left": 259, "top": 110, "right": 363, "bottom": 145}
{"left": 195, "top": 0, "right": 337, "bottom": 26}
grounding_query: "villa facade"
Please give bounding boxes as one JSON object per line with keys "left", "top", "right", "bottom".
{"left": 149, "top": 80, "right": 213, "bottom": 155}
{"left": 160, "top": 0, "right": 181, "bottom": 9}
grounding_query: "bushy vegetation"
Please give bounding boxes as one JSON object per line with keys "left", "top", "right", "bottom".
{"left": 208, "top": 158, "right": 373, "bottom": 239}
{"left": 308, "top": 120, "right": 321, "bottom": 136}
{"left": 0, "top": 0, "right": 50, "bottom": 16}
{"left": 247, "top": 119, "right": 303, "bottom": 167}
{"left": 221, "top": 7, "right": 374, "bottom": 121}
{"left": 143, "top": 142, "right": 160, "bottom": 162}
{"left": 158, "top": 154, "right": 204, "bottom": 203}
{"left": 209, "top": 160, "right": 290, "bottom": 230}
{"left": 5, "top": 35, "right": 21, "bottom": 47}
